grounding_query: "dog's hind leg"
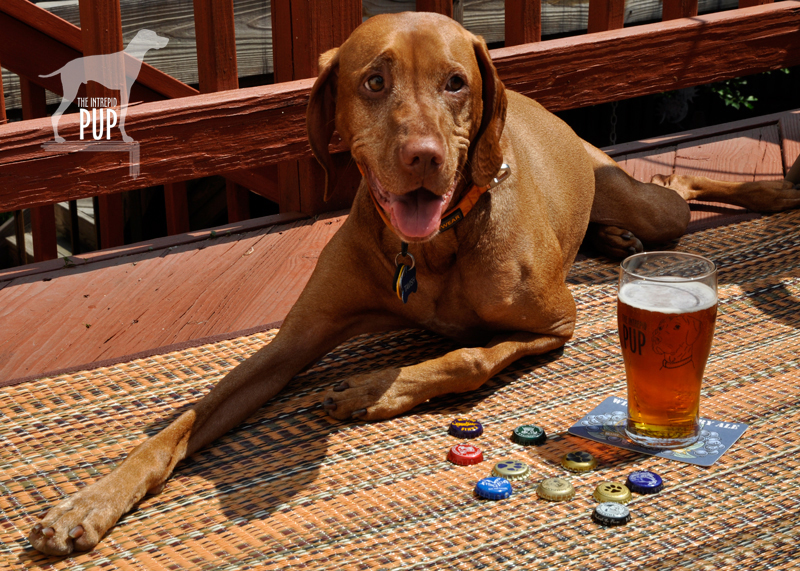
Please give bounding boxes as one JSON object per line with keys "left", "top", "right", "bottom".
{"left": 50, "top": 86, "right": 79, "bottom": 143}
{"left": 583, "top": 141, "right": 691, "bottom": 257}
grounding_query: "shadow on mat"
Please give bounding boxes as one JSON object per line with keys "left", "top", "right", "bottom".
{"left": 139, "top": 329, "right": 571, "bottom": 529}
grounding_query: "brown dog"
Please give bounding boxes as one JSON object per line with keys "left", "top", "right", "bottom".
{"left": 29, "top": 12, "right": 800, "bottom": 555}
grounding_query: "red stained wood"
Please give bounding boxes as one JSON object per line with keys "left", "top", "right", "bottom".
{"left": 193, "top": 0, "right": 239, "bottom": 93}
{"left": 780, "top": 111, "right": 800, "bottom": 182}
{"left": 739, "top": 0, "right": 773, "bottom": 6}
{"left": 164, "top": 182, "right": 191, "bottom": 235}
{"left": 416, "top": 0, "right": 453, "bottom": 17}
{"left": 0, "top": 54, "right": 6, "bottom": 125}
{"left": 0, "top": 212, "right": 344, "bottom": 380}
{"left": 20, "top": 77, "right": 57, "bottom": 262}
{"left": 673, "top": 126, "right": 784, "bottom": 182}
{"left": 0, "top": 0, "right": 196, "bottom": 101}
{"left": 270, "top": 0, "right": 361, "bottom": 214}
{"left": 226, "top": 181, "right": 250, "bottom": 223}
{"left": 662, "top": 0, "right": 699, "bottom": 20}
{"left": 615, "top": 149, "right": 676, "bottom": 183}
{"left": 588, "top": 0, "right": 626, "bottom": 33}
{"left": 505, "top": 0, "right": 542, "bottom": 45}
{"left": 1, "top": 3, "right": 799, "bottom": 214}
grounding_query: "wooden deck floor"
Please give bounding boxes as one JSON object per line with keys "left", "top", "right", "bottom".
{"left": 1, "top": 109, "right": 798, "bottom": 383}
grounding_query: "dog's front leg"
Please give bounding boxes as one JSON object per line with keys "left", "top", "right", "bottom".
{"left": 27, "top": 236, "right": 393, "bottom": 556}
{"left": 323, "top": 330, "right": 570, "bottom": 421}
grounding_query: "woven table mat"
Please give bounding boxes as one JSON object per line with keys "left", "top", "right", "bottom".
{"left": 2, "top": 210, "right": 799, "bottom": 570}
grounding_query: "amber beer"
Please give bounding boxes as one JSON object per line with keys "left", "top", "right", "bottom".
{"left": 617, "top": 252, "right": 718, "bottom": 449}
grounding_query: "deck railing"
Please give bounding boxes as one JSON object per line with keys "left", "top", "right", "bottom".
{"left": 0, "top": 0, "right": 798, "bottom": 264}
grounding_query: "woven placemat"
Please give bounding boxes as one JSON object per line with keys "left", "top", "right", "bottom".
{"left": 2, "top": 210, "right": 799, "bottom": 570}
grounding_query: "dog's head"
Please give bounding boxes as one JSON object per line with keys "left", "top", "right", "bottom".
{"left": 307, "top": 12, "right": 507, "bottom": 242}
{"left": 130, "top": 29, "right": 169, "bottom": 51}
{"left": 652, "top": 315, "right": 701, "bottom": 356}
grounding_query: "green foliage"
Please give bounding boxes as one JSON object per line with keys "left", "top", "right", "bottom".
{"left": 706, "top": 69, "right": 790, "bottom": 111}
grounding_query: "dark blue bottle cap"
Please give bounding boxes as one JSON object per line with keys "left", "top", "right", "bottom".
{"left": 448, "top": 417, "right": 484, "bottom": 438}
{"left": 626, "top": 470, "right": 664, "bottom": 495}
{"left": 475, "top": 477, "right": 513, "bottom": 500}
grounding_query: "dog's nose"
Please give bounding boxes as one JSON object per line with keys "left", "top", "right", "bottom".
{"left": 399, "top": 138, "right": 444, "bottom": 178}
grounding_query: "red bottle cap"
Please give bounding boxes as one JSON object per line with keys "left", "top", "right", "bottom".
{"left": 447, "top": 443, "right": 484, "bottom": 465}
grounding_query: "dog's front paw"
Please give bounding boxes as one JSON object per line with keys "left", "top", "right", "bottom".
{"left": 591, "top": 225, "right": 643, "bottom": 259}
{"left": 322, "top": 368, "right": 421, "bottom": 421}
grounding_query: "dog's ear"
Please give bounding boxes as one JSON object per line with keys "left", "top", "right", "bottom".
{"left": 307, "top": 47, "right": 340, "bottom": 201}
{"left": 470, "top": 36, "right": 507, "bottom": 187}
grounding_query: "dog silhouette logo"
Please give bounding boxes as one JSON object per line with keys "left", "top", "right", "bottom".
{"left": 40, "top": 29, "right": 169, "bottom": 143}
{"left": 652, "top": 314, "right": 701, "bottom": 369}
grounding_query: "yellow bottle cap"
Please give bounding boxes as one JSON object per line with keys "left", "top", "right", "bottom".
{"left": 536, "top": 477, "right": 575, "bottom": 501}
{"left": 491, "top": 459, "right": 531, "bottom": 481}
{"left": 561, "top": 451, "right": 598, "bottom": 472}
{"left": 593, "top": 481, "right": 632, "bottom": 504}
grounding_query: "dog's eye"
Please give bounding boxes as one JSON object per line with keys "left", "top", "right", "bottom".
{"left": 446, "top": 75, "right": 465, "bottom": 92}
{"left": 365, "top": 75, "right": 385, "bottom": 92}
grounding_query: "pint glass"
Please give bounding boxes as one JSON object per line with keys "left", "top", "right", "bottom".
{"left": 617, "top": 252, "right": 717, "bottom": 449}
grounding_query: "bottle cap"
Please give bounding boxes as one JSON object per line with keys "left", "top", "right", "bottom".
{"left": 474, "top": 477, "right": 513, "bottom": 500}
{"left": 592, "top": 502, "right": 632, "bottom": 526}
{"left": 561, "top": 451, "right": 597, "bottom": 472}
{"left": 593, "top": 482, "right": 632, "bottom": 504}
{"left": 447, "top": 443, "right": 484, "bottom": 466}
{"left": 626, "top": 470, "right": 664, "bottom": 495}
{"left": 448, "top": 418, "right": 484, "bottom": 439}
{"left": 491, "top": 459, "right": 531, "bottom": 481}
{"left": 511, "top": 425, "right": 547, "bottom": 446}
{"left": 536, "top": 477, "right": 575, "bottom": 502}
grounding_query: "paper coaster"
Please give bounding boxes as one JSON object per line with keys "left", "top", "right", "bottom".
{"left": 568, "top": 396, "right": 748, "bottom": 467}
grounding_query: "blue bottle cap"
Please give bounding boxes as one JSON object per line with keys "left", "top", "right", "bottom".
{"left": 626, "top": 470, "right": 664, "bottom": 494}
{"left": 474, "top": 477, "right": 513, "bottom": 500}
{"left": 448, "top": 417, "right": 484, "bottom": 438}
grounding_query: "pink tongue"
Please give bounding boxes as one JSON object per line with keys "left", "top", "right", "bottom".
{"left": 390, "top": 189, "right": 445, "bottom": 238}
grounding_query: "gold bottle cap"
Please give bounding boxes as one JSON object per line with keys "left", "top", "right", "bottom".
{"left": 536, "top": 477, "right": 575, "bottom": 501}
{"left": 491, "top": 459, "right": 531, "bottom": 481}
{"left": 561, "top": 451, "right": 598, "bottom": 472}
{"left": 593, "top": 481, "right": 632, "bottom": 504}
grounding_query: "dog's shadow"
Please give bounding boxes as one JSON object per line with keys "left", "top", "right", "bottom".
{"left": 140, "top": 328, "right": 558, "bottom": 532}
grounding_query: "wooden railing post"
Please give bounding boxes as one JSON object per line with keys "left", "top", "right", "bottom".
{"left": 662, "top": 0, "right": 699, "bottom": 20}
{"left": 416, "top": 0, "right": 453, "bottom": 17}
{"left": 588, "top": 0, "right": 626, "bottom": 32}
{"left": 193, "top": 0, "right": 251, "bottom": 224}
{"left": 79, "top": 0, "right": 126, "bottom": 250}
{"left": 506, "top": 0, "right": 542, "bottom": 45}
{"left": 271, "top": 0, "right": 362, "bottom": 216}
{"left": 20, "top": 77, "right": 58, "bottom": 263}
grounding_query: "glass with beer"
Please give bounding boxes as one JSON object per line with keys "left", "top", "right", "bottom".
{"left": 617, "top": 252, "right": 717, "bottom": 449}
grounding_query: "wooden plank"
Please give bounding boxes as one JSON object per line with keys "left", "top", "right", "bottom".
{"left": 673, "top": 125, "right": 784, "bottom": 182}
{"left": 505, "top": 0, "right": 542, "bottom": 45}
{"left": 739, "top": 0, "right": 773, "bottom": 7}
{"left": 1, "top": 3, "right": 799, "bottom": 213}
{"left": 779, "top": 111, "right": 800, "bottom": 182}
{"left": 79, "top": 0, "right": 126, "bottom": 250}
{"left": 495, "top": 3, "right": 800, "bottom": 111}
{"left": 20, "top": 77, "right": 57, "bottom": 262}
{"left": 0, "top": 213, "right": 344, "bottom": 380}
{"left": 0, "top": 0, "right": 197, "bottom": 100}
{"left": 164, "top": 181, "right": 191, "bottom": 235}
{"left": 662, "top": 0, "right": 699, "bottom": 20}
{"left": 226, "top": 181, "right": 250, "bottom": 223}
{"left": 588, "top": 0, "right": 626, "bottom": 33}
{"left": 0, "top": 54, "right": 6, "bottom": 125}
{"left": 416, "top": 0, "right": 453, "bottom": 17}
{"left": 0, "top": 211, "right": 308, "bottom": 282}
{"left": 193, "top": 0, "right": 239, "bottom": 93}
{"left": 615, "top": 149, "right": 676, "bottom": 183}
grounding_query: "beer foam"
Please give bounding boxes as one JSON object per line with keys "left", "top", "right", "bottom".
{"left": 619, "top": 280, "right": 716, "bottom": 313}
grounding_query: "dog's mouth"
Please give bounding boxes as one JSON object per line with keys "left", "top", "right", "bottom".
{"left": 365, "top": 168, "right": 456, "bottom": 240}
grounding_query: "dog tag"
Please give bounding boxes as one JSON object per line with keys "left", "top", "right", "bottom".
{"left": 394, "top": 263, "right": 418, "bottom": 303}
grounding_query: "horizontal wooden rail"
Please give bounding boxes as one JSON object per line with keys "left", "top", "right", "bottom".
{"left": 1, "top": 2, "right": 799, "bottom": 212}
